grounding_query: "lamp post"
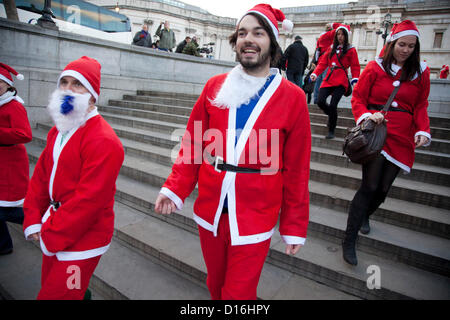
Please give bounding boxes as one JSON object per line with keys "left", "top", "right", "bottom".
{"left": 37, "top": 0, "right": 57, "bottom": 29}
{"left": 376, "top": 13, "right": 392, "bottom": 45}
{"left": 115, "top": 2, "right": 120, "bottom": 13}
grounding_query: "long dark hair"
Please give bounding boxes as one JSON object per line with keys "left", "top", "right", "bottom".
{"left": 330, "top": 29, "right": 349, "bottom": 58}
{"left": 381, "top": 37, "right": 422, "bottom": 82}
{"left": 229, "top": 12, "right": 282, "bottom": 68}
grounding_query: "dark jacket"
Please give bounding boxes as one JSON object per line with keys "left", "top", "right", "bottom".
{"left": 284, "top": 40, "right": 309, "bottom": 74}
{"left": 175, "top": 40, "right": 188, "bottom": 53}
{"left": 132, "top": 30, "right": 152, "bottom": 47}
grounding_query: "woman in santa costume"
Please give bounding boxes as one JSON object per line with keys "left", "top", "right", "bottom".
{"left": 0, "top": 63, "right": 32, "bottom": 255}
{"left": 23, "top": 56, "right": 124, "bottom": 299}
{"left": 342, "top": 20, "right": 431, "bottom": 266}
{"left": 311, "top": 24, "right": 360, "bottom": 139}
{"left": 155, "top": 4, "right": 311, "bottom": 300}
{"left": 440, "top": 64, "right": 449, "bottom": 79}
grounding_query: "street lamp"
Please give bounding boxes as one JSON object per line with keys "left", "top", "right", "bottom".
{"left": 376, "top": 13, "right": 392, "bottom": 45}
{"left": 115, "top": 2, "right": 120, "bottom": 13}
{"left": 37, "top": 0, "right": 57, "bottom": 29}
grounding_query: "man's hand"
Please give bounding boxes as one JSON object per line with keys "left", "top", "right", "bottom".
{"left": 28, "top": 232, "right": 40, "bottom": 241}
{"left": 415, "top": 135, "right": 429, "bottom": 148}
{"left": 285, "top": 244, "right": 302, "bottom": 255}
{"left": 154, "top": 193, "right": 177, "bottom": 215}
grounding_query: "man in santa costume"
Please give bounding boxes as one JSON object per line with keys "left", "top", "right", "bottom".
{"left": 23, "top": 56, "right": 124, "bottom": 299}
{"left": 155, "top": 4, "right": 311, "bottom": 300}
{"left": 0, "top": 63, "right": 32, "bottom": 255}
{"left": 440, "top": 64, "right": 449, "bottom": 79}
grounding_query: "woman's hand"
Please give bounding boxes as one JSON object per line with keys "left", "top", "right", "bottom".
{"left": 310, "top": 74, "right": 317, "bottom": 81}
{"left": 368, "top": 112, "right": 385, "bottom": 124}
{"left": 415, "top": 135, "right": 429, "bottom": 148}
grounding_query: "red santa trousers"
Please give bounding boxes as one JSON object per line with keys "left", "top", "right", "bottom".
{"left": 37, "top": 254, "right": 101, "bottom": 300}
{"left": 198, "top": 214, "right": 271, "bottom": 300}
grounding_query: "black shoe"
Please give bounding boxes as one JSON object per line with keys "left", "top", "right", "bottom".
{"left": 360, "top": 217, "right": 370, "bottom": 235}
{"left": 342, "top": 240, "right": 358, "bottom": 266}
{"left": 325, "top": 132, "right": 335, "bottom": 139}
{"left": 0, "top": 248, "right": 13, "bottom": 255}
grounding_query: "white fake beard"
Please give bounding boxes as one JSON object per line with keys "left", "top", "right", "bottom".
{"left": 211, "top": 65, "right": 267, "bottom": 109}
{"left": 47, "top": 89, "right": 91, "bottom": 133}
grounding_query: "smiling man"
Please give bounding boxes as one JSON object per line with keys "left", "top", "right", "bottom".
{"left": 23, "top": 56, "right": 124, "bottom": 300}
{"left": 155, "top": 4, "right": 311, "bottom": 300}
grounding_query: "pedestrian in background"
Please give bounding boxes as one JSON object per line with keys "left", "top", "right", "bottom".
{"left": 283, "top": 35, "right": 308, "bottom": 87}
{"left": 182, "top": 36, "right": 201, "bottom": 56}
{"left": 156, "top": 21, "right": 176, "bottom": 52}
{"left": 440, "top": 64, "right": 449, "bottom": 79}
{"left": 311, "top": 24, "right": 360, "bottom": 139}
{"left": 0, "top": 63, "right": 31, "bottom": 255}
{"left": 132, "top": 24, "right": 152, "bottom": 48}
{"left": 176, "top": 36, "right": 191, "bottom": 53}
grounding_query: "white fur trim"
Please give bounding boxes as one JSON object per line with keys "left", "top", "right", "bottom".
{"left": 160, "top": 187, "right": 183, "bottom": 210}
{"left": 41, "top": 206, "right": 52, "bottom": 223}
{"left": 16, "top": 74, "right": 24, "bottom": 80}
{"left": 415, "top": 131, "right": 431, "bottom": 147}
{"left": 381, "top": 150, "right": 410, "bottom": 173}
{"left": 0, "top": 74, "right": 13, "bottom": 86}
{"left": 387, "top": 30, "right": 420, "bottom": 43}
{"left": 0, "top": 198, "right": 24, "bottom": 207}
{"left": 282, "top": 235, "right": 306, "bottom": 245}
{"left": 356, "top": 113, "right": 372, "bottom": 125}
{"left": 58, "top": 70, "right": 99, "bottom": 102}
{"left": 56, "top": 243, "right": 110, "bottom": 261}
{"left": 24, "top": 224, "right": 41, "bottom": 240}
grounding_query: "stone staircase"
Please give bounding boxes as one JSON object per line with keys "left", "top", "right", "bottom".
{"left": 9, "top": 88, "right": 450, "bottom": 300}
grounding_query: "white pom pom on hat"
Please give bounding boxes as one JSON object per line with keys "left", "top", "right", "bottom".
{"left": 0, "top": 62, "right": 24, "bottom": 86}
{"left": 282, "top": 19, "right": 294, "bottom": 33}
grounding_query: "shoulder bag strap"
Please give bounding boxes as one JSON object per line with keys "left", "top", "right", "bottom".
{"left": 382, "top": 83, "right": 401, "bottom": 112}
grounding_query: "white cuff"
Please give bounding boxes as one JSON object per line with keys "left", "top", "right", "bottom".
{"left": 40, "top": 236, "right": 56, "bottom": 257}
{"left": 415, "top": 131, "right": 431, "bottom": 147}
{"left": 24, "top": 224, "right": 42, "bottom": 240}
{"left": 311, "top": 73, "right": 317, "bottom": 78}
{"left": 357, "top": 112, "right": 372, "bottom": 125}
{"left": 282, "top": 235, "right": 306, "bottom": 246}
{"left": 160, "top": 187, "right": 183, "bottom": 210}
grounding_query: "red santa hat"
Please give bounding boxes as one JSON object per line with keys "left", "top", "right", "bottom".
{"left": 238, "top": 3, "right": 293, "bottom": 40}
{"left": 386, "top": 20, "right": 420, "bottom": 43}
{"left": 57, "top": 56, "right": 101, "bottom": 102}
{"left": 335, "top": 24, "right": 351, "bottom": 37}
{"left": 0, "top": 62, "right": 24, "bottom": 86}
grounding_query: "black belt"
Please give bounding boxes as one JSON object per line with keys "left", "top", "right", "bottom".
{"left": 367, "top": 104, "right": 413, "bottom": 115}
{"left": 50, "top": 200, "right": 61, "bottom": 210}
{"left": 208, "top": 155, "right": 262, "bottom": 174}
{"left": 0, "top": 144, "right": 15, "bottom": 147}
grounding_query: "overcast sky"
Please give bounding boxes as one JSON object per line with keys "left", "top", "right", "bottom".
{"left": 179, "top": 0, "right": 351, "bottom": 19}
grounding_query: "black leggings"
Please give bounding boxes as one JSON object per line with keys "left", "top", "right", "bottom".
{"left": 345, "top": 154, "right": 400, "bottom": 239}
{"left": 317, "top": 86, "right": 346, "bottom": 133}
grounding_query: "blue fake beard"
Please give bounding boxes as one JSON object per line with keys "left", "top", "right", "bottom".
{"left": 60, "top": 95, "right": 75, "bottom": 115}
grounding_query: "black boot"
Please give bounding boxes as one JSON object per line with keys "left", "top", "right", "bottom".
{"left": 325, "top": 131, "right": 335, "bottom": 139}
{"left": 342, "top": 237, "right": 358, "bottom": 266}
{"left": 360, "top": 216, "right": 370, "bottom": 235}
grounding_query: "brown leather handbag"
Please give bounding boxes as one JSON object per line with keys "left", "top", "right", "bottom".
{"left": 343, "top": 83, "right": 401, "bottom": 164}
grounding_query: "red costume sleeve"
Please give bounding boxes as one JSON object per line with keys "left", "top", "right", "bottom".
{"left": 413, "top": 67, "right": 431, "bottom": 137}
{"left": 0, "top": 101, "right": 32, "bottom": 145}
{"left": 351, "top": 61, "right": 378, "bottom": 124}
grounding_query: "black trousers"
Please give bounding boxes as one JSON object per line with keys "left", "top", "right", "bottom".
{"left": 344, "top": 154, "right": 400, "bottom": 241}
{"left": 317, "top": 85, "right": 346, "bottom": 133}
{"left": 0, "top": 207, "right": 24, "bottom": 250}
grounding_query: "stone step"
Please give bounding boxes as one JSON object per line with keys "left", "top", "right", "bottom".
{"left": 98, "top": 105, "right": 189, "bottom": 125}
{"left": 28, "top": 129, "right": 450, "bottom": 240}
{"left": 108, "top": 99, "right": 193, "bottom": 116}
{"left": 136, "top": 90, "right": 200, "bottom": 101}
{"left": 112, "top": 176, "right": 450, "bottom": 300}
{"left": 310, "top": 162, "right": 450, "bottom": 210}
{"left": 122, "top": 95, "right": 197, "bottom": 108}
{"left": 308, "top": 105, "right": 450, "bottom": 129}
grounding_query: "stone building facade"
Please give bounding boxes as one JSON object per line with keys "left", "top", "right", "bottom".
{"left": 88, "top": 0, "right": 449, "bottom": 78}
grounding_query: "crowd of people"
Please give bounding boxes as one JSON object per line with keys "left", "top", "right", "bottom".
{"left": 0, "top": 2, "right": 436, "bottom": 301}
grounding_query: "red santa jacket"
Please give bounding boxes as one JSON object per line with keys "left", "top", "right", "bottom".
{"left": 0, "top": 96, "right": 32, "bottom": 206}
{"left": 313, "top": 45, "right": 360, "bottom": 91}
{"left": 351, "top": 59, "right": 431, "bottom": 172}
{"left": 314, "top": 23, "right": 340, "bottom": 62}
{"left": 161, "top": 69, "right": 311, "bottom": 246}
{"left": 440, "top": 65, "right": 449, "bottom": 79}
{"left": 23, "top": 110, "right": 124, "bottom": 261}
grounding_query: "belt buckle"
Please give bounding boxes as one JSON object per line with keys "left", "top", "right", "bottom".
{"left": 214, "top": 156, "right": 224, "bottom": 173}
